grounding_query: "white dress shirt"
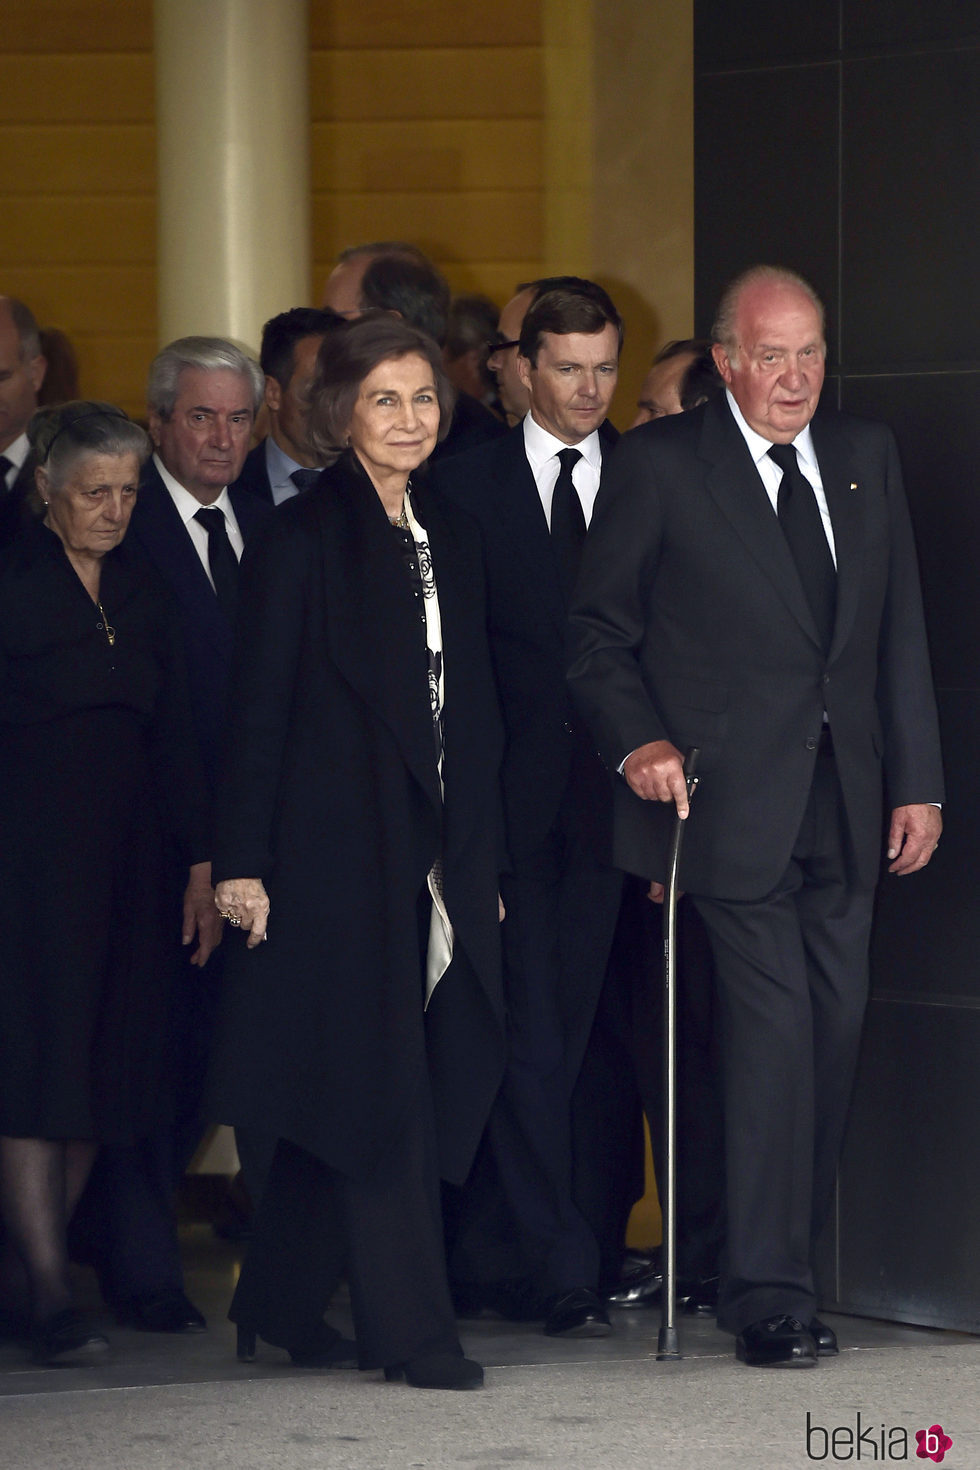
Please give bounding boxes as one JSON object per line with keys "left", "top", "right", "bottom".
{"left": 1, "top": 432, "right": 30, "bottom": 491}
{"left": 725, "top": 390, "right": 836, "bottom": 566}
{"left": 153, "top": 453, "right": 245, "bottom": 589}
{"left": 522, "top": 413, "right": 604, "bottom": 528}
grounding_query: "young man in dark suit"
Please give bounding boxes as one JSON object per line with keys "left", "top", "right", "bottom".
{"left": 232, "top": 307, "right": 340, "bottom": 507}
{"left": 568, "top": 265, "right": 943, "bottom": 1367}
{"left": 433, "top": 281, "right": 627, "bottom": 1338}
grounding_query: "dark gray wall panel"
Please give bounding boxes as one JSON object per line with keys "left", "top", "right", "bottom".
{"left": 870, "top": 690, "right": 980, "bottom": 1003}
{"left": 844, "top": 1, "right": 979, "bottom": 48}
{"left": 840, "top": 373, "right": 980, "bottom": 687}
{"left": 695, "top": 0, "right": 840, "bottom": 67}
{"left": 694, "top": 64, "right": 839, "bottom": 350}
{"left": 841, "top": 48, "right": 980, "bottom": 369}
{"left": 820, "top": 997, "right": 980, "bottom": 1332}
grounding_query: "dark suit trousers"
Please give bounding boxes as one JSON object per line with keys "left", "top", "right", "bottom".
{"left": 451, "top": 798, "right": 623, "bottom": 1296}
{"left": 691, "top": 742, "right": 874, "bottom": 1334}
{"left": 230, "top": 1081, "right": 460, "bottom": 1371}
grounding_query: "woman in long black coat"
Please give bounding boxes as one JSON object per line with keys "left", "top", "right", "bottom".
{"left": 0, "top": 402, "right": 217, "bottom": 1364}
{"left": 208, "top": 316, "right": 506, "bottom": 1390}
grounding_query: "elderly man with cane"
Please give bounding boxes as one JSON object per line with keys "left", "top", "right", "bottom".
{"left": 567, "top": 265, "right": 943, "bottom": 1368}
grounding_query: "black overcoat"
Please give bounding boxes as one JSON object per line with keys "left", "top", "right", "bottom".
{"left": 207, "top": 454, "right": 506, "bottom": 1185}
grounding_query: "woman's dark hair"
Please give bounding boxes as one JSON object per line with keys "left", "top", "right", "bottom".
{"left": 29, "top": 401, "right": 152, "bottom": 491}
{"left": 308, "top": 314, "right": 456, "bottom": 464}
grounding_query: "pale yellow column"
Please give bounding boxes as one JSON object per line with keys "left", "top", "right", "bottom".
{"left": 154, "top": 0, "right": 312, "bottom": 353}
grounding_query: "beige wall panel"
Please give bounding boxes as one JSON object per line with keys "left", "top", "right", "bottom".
{"left": 3, "top": 1, "right": 152, "bottom": 52}
{"left": 310, "top": 47, "right": 541, "bottom": 121}
{"left": 76, "top": 334, "right": 159, "bottom": 416}
{"left": 314, "top": 190, "right": 542, "bottom": 263}
{"left": 1, "top": 198, "right": 155, "bottom": 267}
{"left": 310, "top": 0, "right": 539, "bottom": 50}
{"left": 593, "top": 0, "right": 694, "bottom": 421}
{"left": 440, "top": 264, "right": 540, "bottom": 301}
{"left": 312, "top": 120, "right": 541, "bottom": 192}
{"left": 541, "top": 0, "right": 594, "bottom": 278}
{"left": 0, "top": 268, "right": 156, "bottom": 336}
{"left": 0, "top": 125, "right": 154, "bottom": 195}
{"left": 0, "top": 55, "right": 154, "bottom": 123}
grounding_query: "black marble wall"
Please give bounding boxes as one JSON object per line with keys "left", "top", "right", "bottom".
{"left": 694, "top": 2, "right": 979, "bottom": 1330}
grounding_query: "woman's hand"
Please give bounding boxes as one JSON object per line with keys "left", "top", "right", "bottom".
{"left": 183, "top": 861, "right": 223, "bottom": 966}
{"left": 215, "top": 878, "right": 270, "bottom": 949}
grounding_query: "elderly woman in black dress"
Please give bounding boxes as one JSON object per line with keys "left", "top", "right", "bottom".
{"left": 0, "top": 403, "right": 218, "bottom": 1364}
{"left": 208, "top": 316, "right": 506, "bottom": 1390}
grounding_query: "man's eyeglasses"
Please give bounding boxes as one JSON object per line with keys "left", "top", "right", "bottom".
{"left": 486, "top": 337, "right": 521, "bottom": 355}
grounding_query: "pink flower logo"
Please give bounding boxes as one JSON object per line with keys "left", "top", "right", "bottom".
{"left": 916, "top": 1424, "right": 953, "bottom": 1462}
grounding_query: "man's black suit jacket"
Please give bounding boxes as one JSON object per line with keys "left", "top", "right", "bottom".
{"left": 567, "top": 394, "right": 944, "bottom": 900}
{"left": 432, "top": 420, "right": 618, "bottom": 862}
{"left": 231, "top": 440, "right": 274, "bottom": 505}
{"left": 128, "top": 460, "right": 273, "bottom": 789}
{"left": 0, "top": 453, "right": 41, "bottom": 551}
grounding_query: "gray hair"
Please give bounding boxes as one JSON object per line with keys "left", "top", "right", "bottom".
{"left": 146, "top": 336, "right": 264, "bottom": 419}
{"left": 0, "top": 296, "right": 43, "bottom": 362}
{"left": 29, "top": 400, "right": 151, "bottom": 491}
{"left": 711, "top": 266, "right": 825, "bottom": 363}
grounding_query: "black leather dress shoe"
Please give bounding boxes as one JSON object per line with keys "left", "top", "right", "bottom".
{"left": 735, "top": 1315, "right": 818, "bottom": 1368}
{"left": 544, "top": 1287, "right": 612, "bottom": 1338}
{"left": 809, "top": 1318, "right": 839, "bottom": 1355}
{"left": 120, "top": 1288, "right": 206, "bottom": 1333}
{"left": 606, "top": 1265, "right": 719, "bottom": 1315}
{"left": 682, "top": 1275, "right": 720, "bottom": 1317}
{"left": 31, "top": 1309, "right": 109, "bottom": 1365}
{"left": 606, "top": 1262, "right": 663, "bottom": 1307}
{"left": 384, "top": 1352, "right": 484, "bottom": 1390}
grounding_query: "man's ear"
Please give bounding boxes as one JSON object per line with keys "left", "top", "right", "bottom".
{"left": 516, "top": 353, "right": 534, "bottom": 393}
{"left": 148, "top": 410, "right": 163, "bottom": 448}
{"left": 264, "top": 374, "right": 282, "bottom": 413}
{"left": 711, "top": 342, "right": 734, "bottom": 387}
{"left": 29, "top": 354, "right": 47, "bottom": 395}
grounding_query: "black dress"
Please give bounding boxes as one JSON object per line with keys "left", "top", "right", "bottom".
{"left": 0, "top": 523, "right": 208, "bottom": 1142}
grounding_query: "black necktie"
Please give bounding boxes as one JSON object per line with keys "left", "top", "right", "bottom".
{"left": 551, "top": 448, "right": 585, "bottom": 605}
{"left": 0, "top": 455, "right": 12, "bottom": 492}
{"left": 290, "top": 468, "right": 321, "bottom": 494}
{"left": 194, "top": 507, "right": 239, "bottom": 618}
{"left": 768, "top": 443, "right": 836, "bottom": 652}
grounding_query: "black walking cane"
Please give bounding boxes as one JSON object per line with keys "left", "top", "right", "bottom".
{"left": 656, "top": 746, "right": 700, "bottom": 1361}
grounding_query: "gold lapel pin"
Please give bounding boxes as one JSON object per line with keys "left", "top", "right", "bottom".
{"left": 850, "top": 482, "right": 858, "bottom": 490}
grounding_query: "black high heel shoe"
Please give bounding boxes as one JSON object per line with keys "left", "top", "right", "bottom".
{"left": 384, "top": 1352, "right": 484, "bottom": 1390}
{"left": 236, "top": 1322, "right": 357, "bottom": 1368}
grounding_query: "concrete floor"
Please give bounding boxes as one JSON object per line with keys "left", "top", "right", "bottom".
{"left": 1, "top": 1227, "right": 977, "bottom": 1470}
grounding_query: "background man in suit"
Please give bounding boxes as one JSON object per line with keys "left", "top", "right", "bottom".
{"left": 485, "top": 276, "right": 607, "bottom": 428}
{"left": 324, "top": 242, "right": 505, "bottom": 462}
{"left": 233, "top": 307, "right": 341, "bottom": 506}
{"left": 0, "top": 296, "right": 46, "bottom": 549}
{"left": 631, "top": 337, "right": 720, "bottom": 427}
{"left": 568, "top": 265, "right": 943, "bottom": 1368}
{"left": 72, "top": 339, "right": 271, "bottom": 1332}
{"left": 434, "top": 281, "right": 626, "bottom": 1338}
